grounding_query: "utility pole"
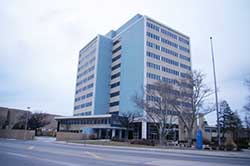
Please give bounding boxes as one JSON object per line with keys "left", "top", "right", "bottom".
{"left": 210, "top": 37, "right": 221, "bottom": 147}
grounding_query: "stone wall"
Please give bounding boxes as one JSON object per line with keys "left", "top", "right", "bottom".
{"left": 0, "top": 129, "right": 35, "bottom": 140}
{"left": 56, "top": 132, "right": 89, "bottom": 141}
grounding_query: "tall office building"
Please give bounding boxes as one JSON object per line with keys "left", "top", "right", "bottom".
{"left": 56, "top": 14, "right": 192, "bottom": 140}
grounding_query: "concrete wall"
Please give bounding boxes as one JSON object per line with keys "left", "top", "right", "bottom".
{"left": 0, "top": 129, "right": 35, "bottom": 140}
{"left": 56, "top": 132, "right": 89, "bottom": 141}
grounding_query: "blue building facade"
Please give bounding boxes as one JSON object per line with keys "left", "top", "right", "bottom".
{"left": 68, "top": 14, "right": 192, "bottom": 140}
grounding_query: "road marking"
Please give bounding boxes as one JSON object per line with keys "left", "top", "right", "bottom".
{"left": 7, "top": 152, "right": 29, "bottom": 158}
{"left": 27, "top": 146, "right": 34, "bottom": 150}
{"left": 84, "top": 151, "right": 102, "bottom": 159}
{"left": 6, "top": 152, "right": 81, "bottom": 166}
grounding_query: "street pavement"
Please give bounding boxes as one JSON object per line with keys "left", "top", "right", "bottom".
{"left": 0, "top": 137, "right": 250, "bottom": 166}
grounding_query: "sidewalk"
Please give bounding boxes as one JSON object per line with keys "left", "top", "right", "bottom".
{"left": 55, "top": 140, "right": 250, "bottom": 159}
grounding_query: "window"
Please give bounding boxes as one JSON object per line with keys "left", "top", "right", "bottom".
{"left": 111, "top": 72, "right": 120, "bottom": 80}
{"left": 112, "top": 54, "right": 121, "bottom": 62}
{"left": 146, "top": 22, "right": 160, "bottom": 31}
{"left": 146, "top": 95, "right": 160, "bottom": 102}
{"left": 110, "top": 91, "right": 120, "bottom": 98}
{"left": 112, "top": 46, "right": 121, "bottom": 54}
{"left": 179, "top": 45, "right": 190, "bottom": 53}
{"left": 161, "top": 28, "right": 177, "bottom": 40}
{"left": 75, "top": 83, "right": 93, "bottom": 95}
{"left": 180, "top": 72, "right": 191, "bottom": 79}
{"left": 180, "top": 63, "right": 191, "bottom": 71}
{"left": 147, "top": 72, "right": 161, "bottom": 80}
{"left": 179, "top": 37, "right": 189, "bottom": 45}
{"left": 161, "top": 37, "right": 178, "bottom": 48}
{"left": 161, "top": 66, "right": 179, "bottom": 76}
{"left": 86, "top": 92, "right": 93, "bottom": 98}
{"left": 110, "top": 101, "right": 119, "bottom": 107}
{"left": 111, "top": 63, "right": 121, "bottom": 71}
{"left": 146, "top": 62, "right": 160, "bottom": 70}
{"left": 147, "top": 41, "right": 160, "bottom": 50}
{"left": 146, "top": 51, "right": 160, "bottom": 60}
{"left": 179, "top": 54, "right": 190, "bottom": 62}
{"left": 162, "top": 77, "right": 179, "bottom": 85}
{"left": 161, "top": 56, "right": 179, "bottom": 66}
{"left": 111, "top": 82, "right": 120, "bottom": 88}
{"left": 146, "top": 32, "right": 160, "bottom": 41}
{"left": 76, "top": 74, "right": 94, "bottom": 86}
{"left": 113, "top": 40, "right": 120, "bottom": 46}
{"left": 85, "top": 102, "right": 92, "bottom": 107}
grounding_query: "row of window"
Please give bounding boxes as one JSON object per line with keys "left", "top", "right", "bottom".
{"left": 147, "top": 22, "right": 160, "bottom": 31}
{"left": 146, "top": 96, "right": 192, "bottom": 109}
{"left": 147, "top": 72, "right": 161, "bottom": 81}
{"left": 79, "top": 49, "right": 96, "bottom": 65}
{"left": 161, "top": 37, "right": 178, "bottom": 48}
{"left": 78, "top": 57, "right": 95, "bottom": 72}
{"left": 161, "top": 28, "right": 177, "bottom": 40}
{"left": 147, "top": 51, "right": 179, "bottom": 67}
{"left": 113, "top": 39, "right": 120, "bottom": 46}
{"left": 146, "top": 31, "right": 160, "bottom": 41}
{"left": 147, "top": 31, "right": 179, "bottom": 49}
{"left": 179, "top": 37, "right": 189, "bottom": 45}
{"left": 146, "top": 51, "right": 160, "bottom": 60}
{"left": 77, "top": 66, "right": 95, "bottom": 79}
{"left": 162, "top": 66, "right": 179, "bottom": 76}
{"left": 179, "top": 45, "right": 190, "bottom": 53}
{"left": 112, "top": 46, "right": 121, "bottom": 54}
{"left": 111, "top": 72, "right": 120, "bottom": 80}
{"left": 112, "top": 54, "right": 121, "bottom": 63}
{"left": 146, "top": 95, "right": 160, "bottom": 102}
{"left": 179, "top": 54, "right": 190, "bottom": 62}
{"left": 161, "top": 46, "right": 178, "bottom": 57}
{"left": 74, "top": 101, "right": 92, "bottom": 110}
{"left": 110, "top": 91, "right": 120, "bottom": 98}
{"left": 73, "top": 111, "right": 91, "bottom": 116}
{"left": 111, "top": 63, "right": 121, "bottom": 71}
{"left": 76, "top": 74, "right": 94, "bottom": 86}
{"left": 162, "top": 77, "right": 179, "bottom": 85}
{"left": 180, "top": 72, "right": 192, "bottom": 79}
{"left": 161, "top": 56, "right": 179, "bottom": 66}
{"left": 75, "top": 83, "right": 94, "bottom": 94}
{"left": 80, "top": 40, "right": 96, "bottom": 56}
{"left": 147, "top": 71, "right": 178, "bottom": 82}
{"left": 147, "top": 61, "right": 160, "bottom": 70}
{"left": 147, "top": 21, "right": 180, "bottom": 41}
{"left": 147, "top": 21, "right": 190, "bottom": 46}
{"left": 75, "top": 92, "right": 93, "bottom": 102}
{"left": 147, "top": 84, "right": 180, "bottom": 96}
{"left": 110, "top": 81, "right": 120, "bottom": 88}
{"left": 147, "top": 41, "right": 160, "bottom": 50}
{"left": 60, "top": 118, "right": 110, "bottom": 125}
{"left": 180, "top": 63, "right": 191, "bottom": 71}
{"left": 110, "top": 101, "right": 119, "bottom": 107}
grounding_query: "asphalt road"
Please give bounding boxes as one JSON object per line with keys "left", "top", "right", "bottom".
{"left": 0, "top": 137, "right": 249, "bottom": 166}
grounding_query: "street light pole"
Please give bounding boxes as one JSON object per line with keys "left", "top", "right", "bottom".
{"left": 24, "top": 107, "right": 30, "bottom": 140}
{"left": 209, "top": 37, "right": 221, "bottom": 147}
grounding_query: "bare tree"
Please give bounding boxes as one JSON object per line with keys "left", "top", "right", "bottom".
{"left": 133, "top": 82, "right": 178, "bottom": 146}
{"left": 120, "top": 110, "right": 142, "bottom": 140}
{"left": 171, "top": 70, "right": 213, "bottom": 147}
{"left": 244, "top": 75, "right": 250, "bottom": 127}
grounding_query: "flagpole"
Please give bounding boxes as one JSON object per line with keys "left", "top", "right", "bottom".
{"left": 210, "top": 37, "right": 221, "bottom": 147}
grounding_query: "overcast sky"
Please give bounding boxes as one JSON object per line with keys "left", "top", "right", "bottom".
{"left": 0, "top": 0, "right": 249, "bottom": 125}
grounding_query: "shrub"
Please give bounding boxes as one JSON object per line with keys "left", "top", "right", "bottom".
{"left": 130, "top": 139, "right": 155, "bottom": 146}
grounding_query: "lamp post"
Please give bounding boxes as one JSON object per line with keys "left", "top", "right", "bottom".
{"left": 24, "top": 107, "right": 30, "bottom": 140}
{"left": 209, "top": 37, "right": 221, "bottom": 147}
